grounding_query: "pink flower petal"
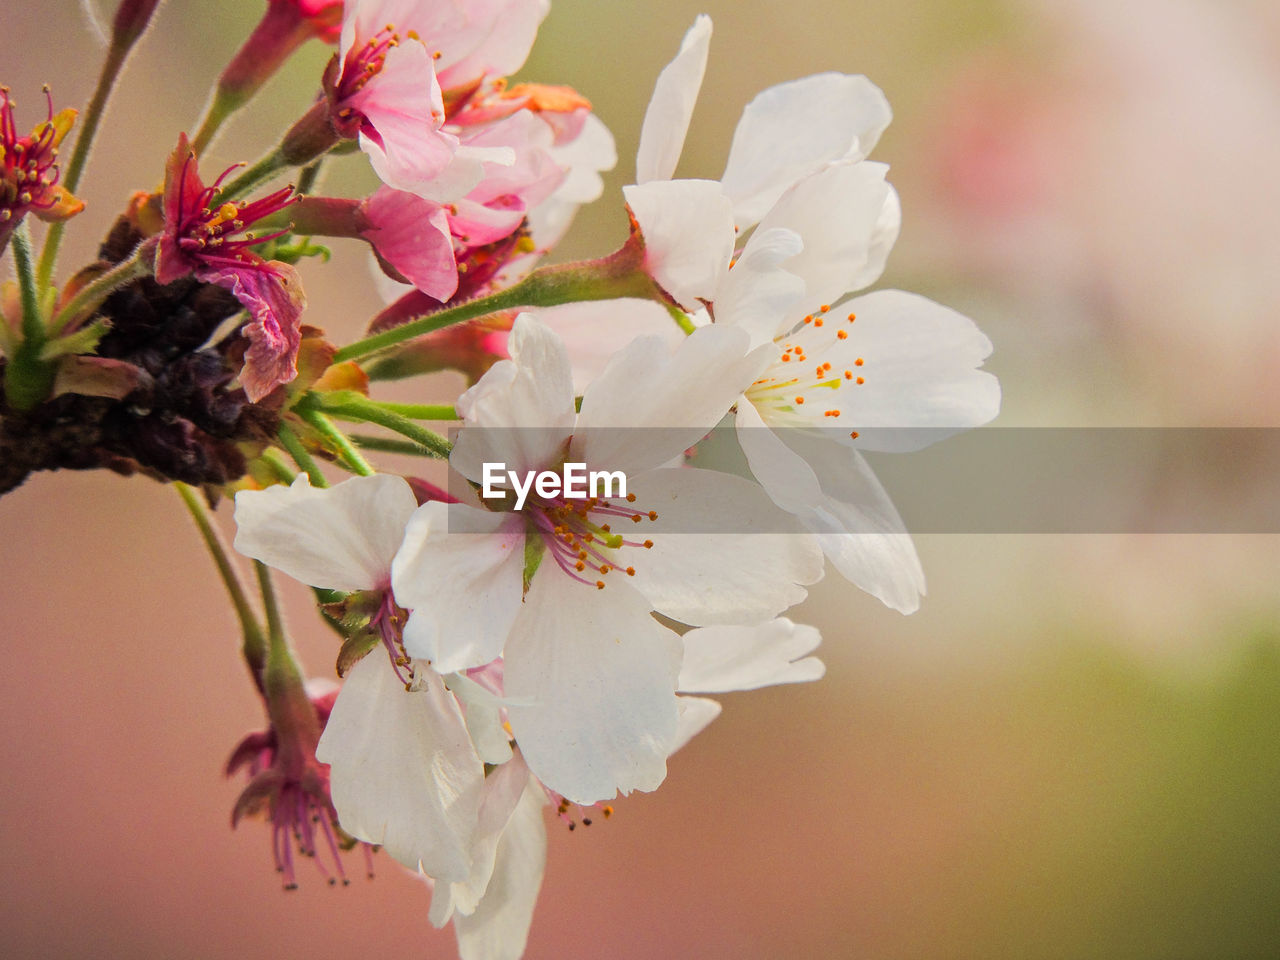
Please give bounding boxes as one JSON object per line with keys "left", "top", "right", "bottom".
{"left": 200, "top": 261, "right": 306, "bottom": 402}
{"left": 360, "top": 186, "right": 459, "bottom": 301}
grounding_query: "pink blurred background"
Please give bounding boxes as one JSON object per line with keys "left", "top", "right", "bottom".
{"left": 3, "top": 0, "right": 1280, "bottom": 957}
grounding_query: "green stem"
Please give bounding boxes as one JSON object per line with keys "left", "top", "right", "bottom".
{"left": 258, "top": 448, "right": 297, "bottom": 485}
{"left": 307, "top": 391, "right": 452, "bottom": 458}
{"left": 48, "top": 242, "right": 152, "bottom": 336}
{"left": 333, "top": 239, "right": 661, "bottom": 364}
{"left": 3, "top": 224, "right": 56, "bottom": 410}
{"left": 350, "top": 433, "right": 442, "bottom": 458}
{"left": 216, "top": 147, "right": 289, "bottom": 202}
{"left": 255, "top": 560, "right": 286, "bottom": 647}
{"left": 255, "top": 560, "right": 317, "bottom": 744}
{"left": 297, "top": 408, "right": 376, "bottom": 476}
{"left": 369, "top": 401, "right": 458, "bottom": 420}
{"left": 295, "top": 159, "right": 324, "bottom": 196}
{"left": 189, "top": 87, "right": 242, "bottom": 158}
{"left": 11, "top": 224, "right": 43, "bottom": 343}
{"left": 277, "top": 423, "right": 326, "bottom": 487}
{"left": 667, "top": 303, "right": 697, "bottom": 335}
{"left": 37, "top": 37, "right": 135, "bottom": 289}
{"left": 175, "top": 482, "right": 267, "bottom": 684}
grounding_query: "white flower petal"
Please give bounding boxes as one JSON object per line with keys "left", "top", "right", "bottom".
{"left": 755, "top": 160, "right": 900, "bottom": 322}
{"left": 316, "top": 654, "right": 484, "bottom": 882}
{"left": 721, "top": 73, "right": 893, "bottom": 227}
{"left": 453, "top": 775, "right": 548, "bottom": 960}
{"left": 430, "top": 753, "right": 531, "bottom": 927}
{"left": 573, "top": 322, "right": 764, "bottom": 474}
{"left": 232, "top": 474, "right": 416, "bottom": 591}
{"left": 623, "top": 466, "right": 824, "bottom": 625}
{"left": 670, "top": 696, "right": 722, "bottom": 754}
{"left": 452, "top": 314, "right": 576, "bottom": 480}
{"left": 437, "top": 0, "right": 550, "bottom": 89}
{"left": 635, "top": 15, "right": 712, "bottom": 183}
{"left": 714, "top": 226, "right": 806, "bottom": 348}
{"left": 547, "top": 113, "right": 617, "bottom": 205}
{"left": 736, "top": 403, "right": 924, "bottom": 613}
{"left": 534, "top": 297, "right": 684, "bottom": 394}
{"left": 445, "top": 672, "right": 516, "bottom": 766}
{"left": 504, "top": 572, "right": 681, "bottom": 803}
{"left": 809, "top": 289, "right": 1001, "bottom": 451}
{"left": 392, "top": 502, "right": 525, "bottom": 674}
{"left": 678, "top": 618, "right": 825, "bottom": 693}
{"left": 623, "top": 179, "right": 735, "bottom": 310}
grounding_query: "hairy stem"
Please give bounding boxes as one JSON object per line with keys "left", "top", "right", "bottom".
{"left": 297, "top": 408, "right": 376, "bottom": 476}
{"left": 175, "top": 482, "right": 267, "bottom": 686}
{"left": 277, "top": 423, "right": 327, "bottom": 487}
{"left": 48, "top": 240, "right": 153, "bottom": 336}
{"left": 333, "top": 234, "right": 660, "bottom": 363}
{"left": 306, "top": 391, "right": 452, "bottom": 458}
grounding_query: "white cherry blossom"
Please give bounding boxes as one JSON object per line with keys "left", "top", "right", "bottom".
{"left": 232, "top": 474, "right": 486, "bottom": 883}
{"left": 392, "top": 313, "right": 823, "bottom": 803}
{"left": 619, "top": 16, "right": 1001, "bottom": 612}
{"left": 429, "top": 617, "right": 826, "bottom": 960}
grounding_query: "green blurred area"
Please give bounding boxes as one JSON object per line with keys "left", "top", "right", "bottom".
{"left": 2, "top": 1, "right": 1279, "bottom": 958}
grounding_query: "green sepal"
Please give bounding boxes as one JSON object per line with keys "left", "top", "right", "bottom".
{"left": 523, "top": 532, "right": 545, "bottom": 592}
{"left": 336, "top": 630, "right": 378, "bottom": 678}
{"left": 262, "top": 235, "right": 332, "bottom": 265}
{"left": 38, "top": 319, "right": 110, "bottom": 360}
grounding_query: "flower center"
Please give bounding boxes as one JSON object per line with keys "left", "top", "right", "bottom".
{"left": 175, "top": 157, "right": 297, "bottom": 268}
{"left": 528, "top": 491, "right": 657, "bottom": 590}
{"left": 746, "top": 305, "right": 865, "bottom": 440}
{"left": 335, "top": 22, "right": 429, "bottom": 107}
{"left": 370, "top": 590, "right": 415, "bottom": 688}
{"left": 0, "top": 86, "right": 62, "bottom": 217}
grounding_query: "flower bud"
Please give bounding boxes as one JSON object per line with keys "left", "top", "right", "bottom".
{"left": 110, "top": 0, "right": 163, "bottom": 50}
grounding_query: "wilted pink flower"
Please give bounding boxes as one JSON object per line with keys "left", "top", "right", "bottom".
{"left": 154, "top": 134, "right": 305, "bottom": 402}
{"left": 227, "top": 681, "right": 374, "bottom": 889}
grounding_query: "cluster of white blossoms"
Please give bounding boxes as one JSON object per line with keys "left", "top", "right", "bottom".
{"left": 232, "top": 14, "right": 998, "bottom": 960}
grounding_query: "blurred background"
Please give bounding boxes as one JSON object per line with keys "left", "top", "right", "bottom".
{"left": 3, "top": 0, "right": 1279, "bottom": 957}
